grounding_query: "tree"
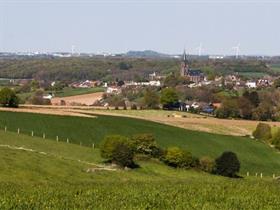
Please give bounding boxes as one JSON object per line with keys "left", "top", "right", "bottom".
{"left": 252, "top": 102, "right": 274, "bottom": 121}
{"left": 0, "top": 88, "right": 19, "bottom": 108}
{"left": 243, "top": 91, "right": 260, "bottom": 107}
{"left": 163, "top": 147, "right": 193, "bottom": 168}
{"left": 215, "top": 151, "right": 240, "bottom": 177}
{"left": 271, "top": 129, "right": 280, "bottom": 150}
{"left": 238, "top": 96, "right": 254, "bottom": 119}
{"left": 143, "top": 88, "right": 160, "bottom": 109}
{"left": 160, "top": 88, "right": 179, "bottom": 109}
{"left": 215, "top": 98, "right": 239, "bottom": 119}
{"left": 131, "top": 134, "right": 163, "bottom": 158}
{"left": 252, "top": 123, "right": 272, "bottom": 141}
{"left": 29, "top": 90, "right": 51, "bottom": 105}
{"left": 199, "top": 156, "right": 216, "bottom": 173}
{"left": 274, "top": 77, "right": 280, "bottom": 88}
{"left": 100, "top": 135, "right": 135, "bottom": 167}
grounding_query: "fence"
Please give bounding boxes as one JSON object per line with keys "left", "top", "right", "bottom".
{"left": 0, "top": 125, "right": 95, "bottom": 149}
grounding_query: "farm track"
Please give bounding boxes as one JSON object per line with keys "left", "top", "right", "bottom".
{"left": 0, "top": 144, "right": 116, "bottom": 171}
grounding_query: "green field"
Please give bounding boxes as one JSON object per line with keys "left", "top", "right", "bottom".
{"left": 0, "top": 110, "right": 279, "bottom": 174}
{"left": 54, "top": 87, "right": 105, "bottom": 97}
{"left": 0, "top": 130, "right": 280, "bottom": 209}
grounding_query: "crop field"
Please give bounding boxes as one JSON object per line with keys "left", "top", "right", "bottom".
{"left": 0, "top": 110, "right": 280, "bottom": 174}
{"left": 54, "top": 87, "right": 105, "bottom": 97}
{"left": 51, "top": 92, "right": 104, "bottom": 106}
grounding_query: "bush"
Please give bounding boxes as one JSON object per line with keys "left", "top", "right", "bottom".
{"left": 163, "top": 147, "right": 193, "bottom": 168}
{"left": 100, "top": 135, "right": 135, "bottom": 167}
{"left": 271, "top": 128, "right": 280, "bottom": 150}
{"left": 215, "top": 151, "right": 240, "bottom": 178}
{"left": 131, "top": 134, "right": 163, "bottom": 158}
{"left": 199, "top": 156, "right": 216, "bottom": 173}
{"left": 252, "top": 123, "right": 272, "bottom": 141}
{"left": 0, "top": 87, "right": 19, "bottom": 108}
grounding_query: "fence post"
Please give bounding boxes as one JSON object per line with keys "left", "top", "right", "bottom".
{"left": 56, "top": 136, "right": 59, "bottom": 142}
{"left": 246, "top": 172, "right": 249, "bottom": 177}
{"left": 67, "top": 138, "right": 69, "bottom": 143}
{"left": 260, "top": 173, "right": 263, "bottom": 179}
{"left": 43, "top": 133, "right": 45, "bottom": 139}
{"left": 17, "top": 128, "right": 20, "bottom": 134}
{"left": 31, "top": 131, "right": 34, "bottom": 137}
{"left": 92, "top": 143, "right": 95, "bottom": 149}
{"left": 273, "top": 174, "right": 275, "bottom": 179}
{"left": 4, "top": 126, "right": 7, "bottom": 132}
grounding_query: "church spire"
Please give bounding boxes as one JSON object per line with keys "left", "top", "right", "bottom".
{"left": 182, "top": 49, "right": 189, "bottom": 65}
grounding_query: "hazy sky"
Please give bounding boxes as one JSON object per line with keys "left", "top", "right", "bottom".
{"left": 0, "top": 0, "right": 279, "bottom": 55}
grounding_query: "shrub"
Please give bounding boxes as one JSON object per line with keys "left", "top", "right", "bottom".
{"left": 252, "top": 123, "right": 272, "bottom": 141}
{"left": 199, "top": 156, "right": 216, "bottom": 173}
{"left": 0, "top": 87, "right": 19, "bottom": 108}
{"left": 163, "top": 147, "right": 193, "bottom": 168}
{"left": 215, "top": 151, "right": 240, "bottom": 178}
{"left": 271, "top": 128, "right": 280, "bottom": 150}
{"left": 131, "top": 134, "right": 163, "bottom": 158}
{"left": 100, "top": 135, "right": 135, "bottom": 167}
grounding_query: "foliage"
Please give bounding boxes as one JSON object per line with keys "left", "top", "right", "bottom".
{"left": 252, "top": 123, "right": 272, "bottom": 141}
{"left": 0, "top": 87, "right": 19, "bottom": 107}
{"left": 163, "top": 147, "right": 193, "bottom": 168}
{"left": 131, "top": 133, "right": 163, "bottom": 158}
{"left": 215, "top": 151, "right": 240, "bottom": 177}
{"left": 100, "top": 135, "right": 135, "bottom": 167}
{"left": 199, "top": 156, "right": 216, "bottom": 173}
{"left": 215, "top": 98, "right": 239, "bottom": 118}
{"left": 160, "top": 88, "right": 179, "bottom": 109}
{"left": 143, "top": 88, "right": 160, "bottom": 109}
{"left": 271, "top": 129, "right": 280, "bottom": 150}
{"left": 28, "top": 90, "right": 51, "bottom": 105}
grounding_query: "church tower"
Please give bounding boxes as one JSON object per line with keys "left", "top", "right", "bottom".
{"left": 180, "top": 49, "right": 189, "bottom": 77}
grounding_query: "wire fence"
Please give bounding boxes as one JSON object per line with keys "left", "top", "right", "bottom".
{"left": 0, "top": 125, "right": 95, "bottom": 149}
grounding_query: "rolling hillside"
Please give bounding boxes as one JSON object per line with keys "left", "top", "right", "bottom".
{"left": 0, "top": 110, "right": 279, "bottom": 174}
{"left": 0, "top": 129, "right": 280, "bottom": 209}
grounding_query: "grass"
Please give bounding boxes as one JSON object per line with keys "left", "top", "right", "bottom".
{"left": 0, "top": 127, "right": 280, "bottom": 209}
{"left": 54, "top": 87, "right": 105, "bottom": 97}
{"left": 0, "top": 110, "right": 280, "bottom": 174}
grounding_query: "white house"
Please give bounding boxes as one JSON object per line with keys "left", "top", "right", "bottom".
{"left": 246, "top": 81, "right": 257, "bottom": 88}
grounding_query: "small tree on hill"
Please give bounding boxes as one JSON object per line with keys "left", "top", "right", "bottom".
{"left": 199, "top": 156, "right": 216, "bottom": 173}
{"left": 100, "top": 135, "right": 135, "bottom": 167}
{"left": 252, "top": 123, "right": 272, "bottom": 141}
{"left": 163, "top": 147, "right": 193, "bottom": 168}
{"left": 0, "top": 87, "right": 19, "bottom": 108}
{"left": 215, "top": 151, "right": 240, "bottom": 178}
{"left": 131, "top": 133, "right": 163, "bottom": 158}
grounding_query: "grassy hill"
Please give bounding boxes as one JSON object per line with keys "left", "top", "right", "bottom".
{"left": 0, "top": 110, "right": 280, "bottom": 174}
{"left": 0, "top": 130, "right": 280, "bottom": 209}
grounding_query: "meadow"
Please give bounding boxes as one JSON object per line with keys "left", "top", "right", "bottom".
{"left": 0, "top": 119, "right": 280, "bottom": 209}
{"left": 0, "top": 110, "right": 280, "bottom": 174}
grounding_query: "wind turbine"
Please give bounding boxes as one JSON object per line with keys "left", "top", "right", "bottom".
{"left": 196, "top": 43, "right": 204, "bottom": 56}
{"left": 232, "top": 44, "right": 240, "bottom": 59}
{"left": 71, "top": 45, "right": 75, "bottom": 55}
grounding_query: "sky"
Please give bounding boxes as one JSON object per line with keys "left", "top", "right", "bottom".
{"left": 0, "top": 0, "right": 279, "bottom": 55}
